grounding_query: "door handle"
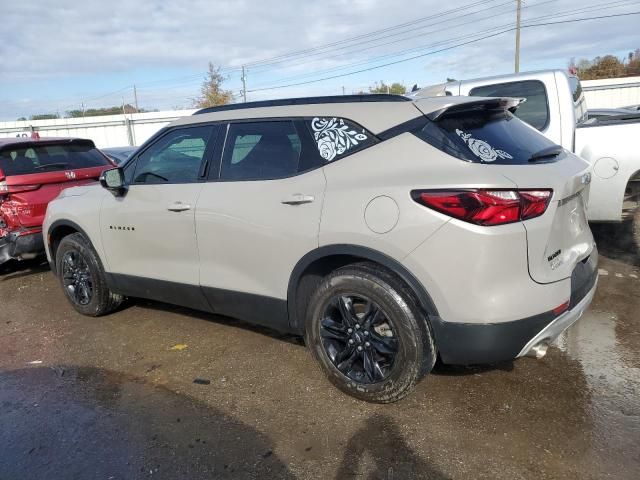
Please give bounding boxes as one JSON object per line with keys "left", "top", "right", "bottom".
{"left": 281, "top": 194, "right": 315, "bottom": 205}
{"left": 167, "top": 202, "right": 192, "bottom": 212}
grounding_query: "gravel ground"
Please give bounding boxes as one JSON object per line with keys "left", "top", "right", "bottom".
{"left": 1, "top": 227, "right": 639, "bottom": 479}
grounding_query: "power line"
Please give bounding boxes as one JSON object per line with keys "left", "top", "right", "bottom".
{"left": 247, "top": 11, "right": 640, "bottom": 93}
{"left": 246, "top": 0, "right": 637, "bottom": 90}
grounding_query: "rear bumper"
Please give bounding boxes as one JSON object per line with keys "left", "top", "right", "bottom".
{"left": 432, "top": 251, "right": 598, "bottom": 365}
{"left": 0, "top": 230, "right": 44, "bottom": 264}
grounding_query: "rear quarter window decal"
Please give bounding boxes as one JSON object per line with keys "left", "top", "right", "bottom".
{"left": 311, "top": 117, "right": 368, "bottom": 162}
{"left": 455, "top": 129, "right": 513, "bottom": 163}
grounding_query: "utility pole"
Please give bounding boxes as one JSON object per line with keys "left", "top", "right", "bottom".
{"left": 133, "top": 84, "right": 139, "bottom": 113}
{"left": 241, "top": 66, "right": 247, "bottom": 103}
{"left": 342, "top": 86, "right": 345, "bottom": 95}
{"left": 81, "top": 102, "right": 85, "bottom": 118}
{"left": 514, "top": 0, "right": 522, "bottom": 73}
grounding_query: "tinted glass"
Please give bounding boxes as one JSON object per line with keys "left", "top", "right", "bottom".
{"left": 469, "top": 80, "right": 549, "bottom": 131}
{"left": 133, "top": 126, "right": 214, "bottom": 184}
{"left": 414, "top": 111, "right": 560, "bottom": 165}
{"left": 0, "top": 142, "right": 110, "bottom": 176}
{"left": 221, "top": 121, "right": 301, "bottom": 180}
{"left": 305, "top": 117, "right": 375, "bottom": 162}
{"left": 569, "top": 76, "right": 588, "bottom": 125}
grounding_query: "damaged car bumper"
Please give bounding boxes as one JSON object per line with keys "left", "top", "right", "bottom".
{"left": 0, "top": 229, "right": 44, "bottom": 265}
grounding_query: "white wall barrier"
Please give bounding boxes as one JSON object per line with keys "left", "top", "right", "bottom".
{"left": 582, "top": 76, "right": 640, "bottom": 109}
{"left": 0, "top": 109, "right": 197, "bottom": 148}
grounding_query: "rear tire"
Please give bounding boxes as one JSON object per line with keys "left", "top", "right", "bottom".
{"left": 56, "top": 233, "right": 123, "bottom": 316}
{"left": 305, "top": 262, "right": 436, "bottom": 403}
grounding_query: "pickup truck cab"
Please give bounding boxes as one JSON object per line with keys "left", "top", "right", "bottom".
{"left": 429, "top": 70, "right": 640, "bottom": 239}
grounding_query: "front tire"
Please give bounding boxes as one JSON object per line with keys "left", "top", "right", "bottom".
{"left": 56, "top": 233, "right": 123, "bottom": 316}
{"left": 305, "top": 263, "right": 436, "bottom": 403}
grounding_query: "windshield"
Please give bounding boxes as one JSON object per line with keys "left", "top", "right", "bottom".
{"left": 414, "top": 110, "right": 562, "bottom": 165}
{"left": 0, "top": 142, "right": 110, "bottom": 176}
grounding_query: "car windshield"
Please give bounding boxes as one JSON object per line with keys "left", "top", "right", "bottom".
{"left": 0, "top": 142, "right": 110, "bottom": 176}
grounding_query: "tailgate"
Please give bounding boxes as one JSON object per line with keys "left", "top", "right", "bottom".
{"left": 500, "top": 153, "right": 595, "bottom": 283}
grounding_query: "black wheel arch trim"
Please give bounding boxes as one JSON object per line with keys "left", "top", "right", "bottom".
{"left": 287, "top": 244, "right": 440, "bottom": 333}
{"left": 47, "top": 219, "right": 95, "bottom": 276}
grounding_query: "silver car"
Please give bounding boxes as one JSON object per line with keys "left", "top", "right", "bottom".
{"left": 43, "top": 94, "right": 597, "bottom": 402}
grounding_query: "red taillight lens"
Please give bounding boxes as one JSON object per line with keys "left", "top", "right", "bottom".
{"left": 552, "top": 300, "right": 570, "bottom": 316}
{"left": 413, "top": 189, "right": 552, "bottom": 226}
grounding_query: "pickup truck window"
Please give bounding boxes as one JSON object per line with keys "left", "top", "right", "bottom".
{"left": 414, "top": 110, "right": 561, "bottom": 165}
{"left": 469, "top": 80, "right": 549, "bottom": 131}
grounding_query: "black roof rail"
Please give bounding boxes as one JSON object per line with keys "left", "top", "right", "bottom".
{"left": 193, "top": 94, "right": 411, "bottom": 115}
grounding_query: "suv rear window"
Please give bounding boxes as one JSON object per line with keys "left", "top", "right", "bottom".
{"left": 0, "top": 142, "right": 110, "bottom": 176}
{"left": 469, "top": 80, "right": 549, "bottom": 131}
{"left": 414, "top": 110, "right": 561, "bottom": 164}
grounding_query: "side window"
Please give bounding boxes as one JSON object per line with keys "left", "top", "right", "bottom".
{"left": 220, "top": 121, "right": 301, "bottom": 181}
{"left": 469, "top": 80, "right": 550, "bottom": 131}
{"left": 306, "top": 117, "right": 375, "bottom": 162}
{"left": 132, "top": 125, "right": 215, "bottom": 184}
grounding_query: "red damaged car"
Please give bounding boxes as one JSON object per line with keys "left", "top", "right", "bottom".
{"left": 0, "top": 137, "right": 114, "bottom": 266}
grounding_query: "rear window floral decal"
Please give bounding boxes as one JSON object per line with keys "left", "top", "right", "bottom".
{"left": 455, "top": 129, "right": 513, "bottom": 163}
{"left": 311, "top": 117, "right": 368, "bottom": 162}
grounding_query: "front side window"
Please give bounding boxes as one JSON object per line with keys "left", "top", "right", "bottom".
{"left": 132, "top": 125, "right": 215, "bottom": 184}
{"left": 469, "top": 80, "right": 550, "bottom": 131}
{"left": 220, "top": 121, "right": 301, "bottom": 180}
{"left": 414, "top": 110, "right": 560, "bottom": 165}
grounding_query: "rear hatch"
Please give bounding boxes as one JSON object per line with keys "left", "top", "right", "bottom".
{"left": 0, "top": 139, "right": 113, "bottom": 231}
{"left": 413, "top": 97, "right": 595, "bottom": 284}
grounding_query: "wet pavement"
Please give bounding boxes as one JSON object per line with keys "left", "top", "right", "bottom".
{"left": 1, "top": 228, "right": 639, "bottom": 479}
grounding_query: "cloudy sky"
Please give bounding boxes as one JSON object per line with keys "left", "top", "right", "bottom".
{"left": 1, "top": 0, "right": 638, "bottom": 120}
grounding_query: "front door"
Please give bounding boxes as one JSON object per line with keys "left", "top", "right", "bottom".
{"left": 100, "top": 125, "right": 218, "bottom": 292}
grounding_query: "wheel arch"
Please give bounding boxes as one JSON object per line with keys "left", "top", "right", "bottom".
{"left": 287, "top": 244, "right": 439, "bottom": 334}
{"left": 47, "top": 220, "right": 94, "bottom": 276}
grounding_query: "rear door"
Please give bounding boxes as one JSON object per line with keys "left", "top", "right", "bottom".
{"left": 0, "top": 140, "right": 112, "bottom": 231}
{"left": 195, "top": 119, "right": 325, "bottom": 325}
{"left": 100, "top": 125, "right": 218, "bottom": 292}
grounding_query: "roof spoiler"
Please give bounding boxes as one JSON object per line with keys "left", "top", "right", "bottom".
{"left": 426, "top": 97, "right": 525, "bottom": 121}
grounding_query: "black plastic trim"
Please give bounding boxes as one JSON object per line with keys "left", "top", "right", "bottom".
{"left": 287, "top": 245, "right": 440, "bottom": 333}
{"left": 193, "top": 94, "right": 411, "bottom": 115}
{"left": 377, "top": 116, "right": 428, "bottom": 141}
{"left": 430, "top": 311, "right": 556, "bottom": 365}
{"left": 0, "top": 231, "right": 43, "bottom": 265}
{"left": 570, "top": 253, "right": 597, "bottom": 309}
{"left": 104, "top": 273, "right": 291, "bottom": 333}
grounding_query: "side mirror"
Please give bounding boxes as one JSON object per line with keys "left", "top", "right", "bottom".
{"left": 100, "top": 167, "right": 126, "bottom": 196}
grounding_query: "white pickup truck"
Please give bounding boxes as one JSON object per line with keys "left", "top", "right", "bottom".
{"left": 417, "top": 70, "right": 640, "bottom": 246}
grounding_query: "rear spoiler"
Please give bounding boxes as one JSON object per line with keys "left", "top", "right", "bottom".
{"left": 426, "top": 97, "right": 525, "bottom": 121}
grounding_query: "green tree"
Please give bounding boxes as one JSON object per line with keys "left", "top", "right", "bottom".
{"left": 30, "top": 113, "right": 59, "bottom": 120}
{"left": 369, "top": 81, "right": 407, "bottom": 95}
{"left": 66, "top": 104, "right": 139, "bottom": 118}
{"left": 193, "top": 62, "right": 233, "bottom": 108}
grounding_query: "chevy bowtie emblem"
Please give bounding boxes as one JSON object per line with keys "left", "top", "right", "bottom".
{"left": 65, "top": 171, "right": 76, "bottom": 180}
{"left": 581, "top": 172, "right": 591, "bottom": 185}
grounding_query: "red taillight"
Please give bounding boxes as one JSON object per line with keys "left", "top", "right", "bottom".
{"left": 413, "top": 189, "right": 552, "bottom": 226}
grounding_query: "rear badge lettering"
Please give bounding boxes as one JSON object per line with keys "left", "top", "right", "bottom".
{"left": 455, "top": 129, "right": 513, "bottom": 163}
{"left": 311, "top": 117, "right": 368, "bottom": 162}
{"left": 547, "top": 249, "right": 562, "bottom": 270}
{"left": 64, "top": 171, "right": 77, "bottom": 180}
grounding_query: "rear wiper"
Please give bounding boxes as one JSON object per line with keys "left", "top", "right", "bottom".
{"left": 528, "top": 145, "right": 563, "bottom": 162}
{"left": 33, "top": 162, "right": 69, "bottom": 170}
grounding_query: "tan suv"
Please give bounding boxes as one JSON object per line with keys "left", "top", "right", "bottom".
{"left": 44, "top": 94, "right": 598, "bottom": 402}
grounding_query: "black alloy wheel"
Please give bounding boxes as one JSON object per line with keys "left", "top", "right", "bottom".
{"left": 61, "top": 250, "right": 94, "bottom": 306}
{"left": 320, "top": 294, "right": 398, "bottom": 384}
